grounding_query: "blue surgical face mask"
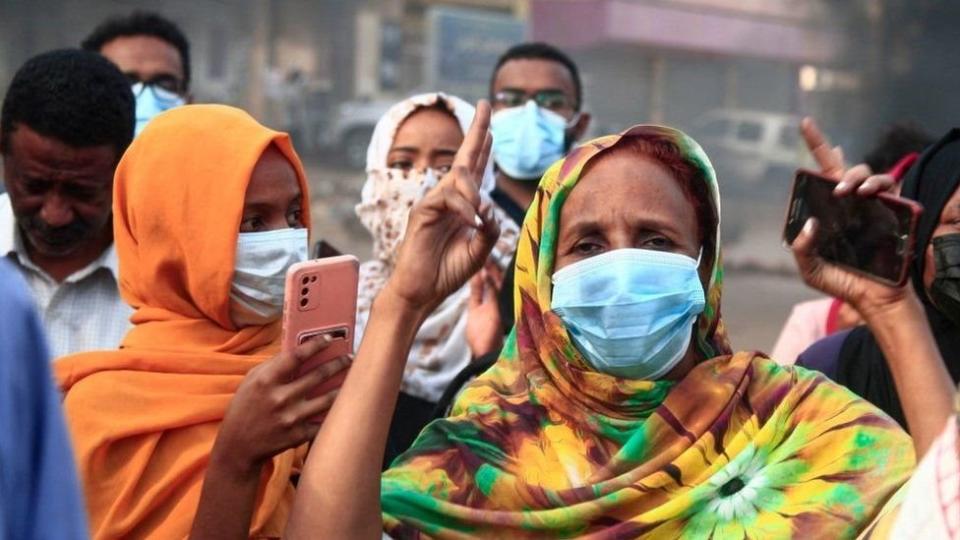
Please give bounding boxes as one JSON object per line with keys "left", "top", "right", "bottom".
{"left": 551, "top": 248, "right": 706, "bottom": 380}
{"left": 490, "top": 100, "right": 571, "bottom": 180}
{"left": 229, "top": 228, "right": 309, "bottom": 327}
{"left": 133, "top": 82, "right": 186, "bottom": 136}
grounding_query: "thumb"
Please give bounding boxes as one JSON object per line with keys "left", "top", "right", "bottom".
{"left": 791, "top": 218, "right": 823, "bottom": 286}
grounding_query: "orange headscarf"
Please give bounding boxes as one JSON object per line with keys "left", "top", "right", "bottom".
{"left": 55, "top": 105, "right": 311, "bottom": 539}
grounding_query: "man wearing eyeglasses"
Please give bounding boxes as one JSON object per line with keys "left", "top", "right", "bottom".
{"left": 82, "top": 12, "right": 191, "bottom": 136}
{"left": 488, "top": 42, "right": 591, "bottom": 226}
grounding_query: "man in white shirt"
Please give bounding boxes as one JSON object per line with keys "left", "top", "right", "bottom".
{"left": 0, "top": 49, "right": 135, "bottom": 358}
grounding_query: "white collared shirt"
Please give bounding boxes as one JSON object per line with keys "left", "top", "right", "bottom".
{"left": 0, "top": 193, "right": 133, "bottom": 359}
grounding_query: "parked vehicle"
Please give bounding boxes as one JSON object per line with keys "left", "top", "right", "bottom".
{"left": 691, "top": 109, "right": 813, "bottom": 193}
{"left": 317, "top": 97, "right": 394, "bottom": 170}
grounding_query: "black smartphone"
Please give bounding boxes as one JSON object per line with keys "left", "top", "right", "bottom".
{"left": 783, "top": 169, "right": 923, "bottom": 286}
{"left": 313, "top": 239, "right": 343, "bottom": 259}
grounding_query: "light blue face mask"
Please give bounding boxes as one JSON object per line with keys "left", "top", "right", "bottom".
{"left": 551, "top": 248, "right": 706, "bottom": 380}
{"left": 133, "top": 82, "right": 186, "bottom": 136}
{"left": 490, "top": 100, "right": 570, "bottom": 180}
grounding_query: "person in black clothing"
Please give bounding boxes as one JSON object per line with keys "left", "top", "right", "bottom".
{"left": 798, "top": 128, "right": 960, "bottom": 429}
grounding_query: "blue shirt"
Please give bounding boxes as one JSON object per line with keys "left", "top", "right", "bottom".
{"left": 0, "top": 259, "right": 88, "bottom": 539}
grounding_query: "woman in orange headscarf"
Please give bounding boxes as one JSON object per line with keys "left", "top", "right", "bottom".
{"left": 54, "top": 104, "right": 347, "bottom": 539}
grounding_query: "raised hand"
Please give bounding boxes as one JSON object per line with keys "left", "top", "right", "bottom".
{"left": 383, "top": 100, "right": 500, "bottom": 313}
{"left": 466, "top": 263, "right": 505, "bottom": 359}
{"left": 791, "top": 214, "right": 913, "bottom": 322}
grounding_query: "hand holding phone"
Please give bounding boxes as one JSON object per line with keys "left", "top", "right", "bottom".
{"left": 784, "top": 169, "right": 922, "bottom": 286}
{"left": 786, "top": 168, "right": 925, "bottom": 322}
{"left": 281, "top": 255, "right": 359, "bottom": 401}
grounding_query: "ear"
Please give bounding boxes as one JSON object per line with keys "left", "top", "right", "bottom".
{"left": 569, "top": 112, "right": 591, "bottom": 143}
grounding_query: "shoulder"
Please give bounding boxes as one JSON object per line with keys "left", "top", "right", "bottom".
{"left": 794, "top": 329, "right": 854, "bottom": 380}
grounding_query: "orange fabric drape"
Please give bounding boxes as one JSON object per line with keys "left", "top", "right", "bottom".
{"left": 55, "top": 104, "right": 312, "bottom": 539}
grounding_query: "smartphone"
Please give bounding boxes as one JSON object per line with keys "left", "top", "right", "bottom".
{"left": 313, "top": 239, "right": 342, "bottom": 259}
{"left": 783, "top": 169, "right": 922, "bottom": 286}
{"left": 281, "top": 255, "right": 359, "bottom": 400}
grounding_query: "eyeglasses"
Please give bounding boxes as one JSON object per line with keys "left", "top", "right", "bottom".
{"left": 127, "top": 74, "right": 184, "bottom": 96}
{"left": 492, "top": 89, "right": 573, "bottom": 112}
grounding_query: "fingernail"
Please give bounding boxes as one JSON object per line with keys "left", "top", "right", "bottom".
{"left": 835, "top": 182, "right": 848, "bottom": 192}
{"left": 474, "top": 214, "right": 483, "bottom": 228}
{"left": 803, "top": 218, "right": 815, "bottom": 234}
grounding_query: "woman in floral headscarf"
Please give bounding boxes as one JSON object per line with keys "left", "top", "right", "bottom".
{"left": 287, "top": 105, "right": 916, "bottom": 539}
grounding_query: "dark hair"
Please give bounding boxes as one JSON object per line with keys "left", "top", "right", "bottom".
{"left": 491, "top": 42, "right": 583, "bottom": 111}
{"left": 863, "top": 122, "right": 933, "bottom": 174}
{"left": 0, "top": 49, "right": 135, "bottom": 157}
{"left": 82, "top": 11, "right": 191, "bottom": 90}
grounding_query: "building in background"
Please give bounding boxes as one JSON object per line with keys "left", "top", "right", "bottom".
{"left": 529, "top": 0, "right": 851, "bottom": 191}
{"left": 1, "top": 0, "right": 955, "bottom": 168}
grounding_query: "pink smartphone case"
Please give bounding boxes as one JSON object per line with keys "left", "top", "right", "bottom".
{"left": 281, "top": 255, "right": 359, "bottom": 399}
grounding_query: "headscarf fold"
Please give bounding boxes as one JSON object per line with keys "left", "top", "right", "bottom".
{"left": 837, "top": 129, "right": 960, "bottom": 429}
{"left": 55, "top": 105, "right": 311, "bottom": 539}
{"left": 381, "top": 126, "right": 913, "bottom": 538}
{"left": 354, "top": 93, "right": 519, "bottom": 403}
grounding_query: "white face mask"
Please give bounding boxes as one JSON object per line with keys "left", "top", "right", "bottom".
{"left": 229, "top": 228, "right": 308, "bottom": 327}
{"left": 355, "top": 168, "right": 441, "bottom": 265}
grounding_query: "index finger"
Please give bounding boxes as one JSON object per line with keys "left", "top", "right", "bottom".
{"left": 452, "top": 100, "right": 492, "bottom": 180}
{"left": 801, "top": 117, "right": 844, "bottom": 179}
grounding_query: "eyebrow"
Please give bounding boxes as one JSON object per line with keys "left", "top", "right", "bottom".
{"left": 561, "top": 215, "right": 684, "bottom": 239}
{"left": 243, "top": 193, "right": 302, "bottom": 210}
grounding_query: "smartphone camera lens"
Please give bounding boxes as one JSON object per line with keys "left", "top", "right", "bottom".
{"left": 299, "top": 298, "right": 308, "bottom": 307}
{"left": 301, "top": 276, "right": 309, "bottom": 286}
{"left": 310, "top": 275, "right": 317, "bottom": 283}
{"left": 301, "top": 287, "right": 309, "bottom": 296}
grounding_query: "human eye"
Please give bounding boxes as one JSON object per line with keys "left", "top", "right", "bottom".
{"left": 573, "top": 239, "right": 605, "bottom": 256}
{"left": 24, "top": 178, "right": 52, "bottom": 196}
{"left": 434, "top": 160, "right": 454, "bottom": 174}
{"left": 493, "top": 90, "right": 525, "bottom": 108}
{"left": 387, "top": 159, "right": 414, "bottom": 172}
{"left": 640, "top": 234, "right": 677, "bottom": 251}
{"left": 537, "top": 92, "right": 569, "bottom": 111}
{"left": 64, "top": 183, "right": 100, "bottom": 201}
{"left": 286, "top": 207, "right": 304, "bottom": 228}
{"left": 240, "top": 215, "right": 266, "bottom": 233}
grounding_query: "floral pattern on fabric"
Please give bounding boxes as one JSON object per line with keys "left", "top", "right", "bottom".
{"left": 380, "top": 125, "right": 914, "bottom": 539}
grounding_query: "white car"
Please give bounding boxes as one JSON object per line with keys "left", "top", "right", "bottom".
{"left": 318, "top": 98, "right": 395, "bottom": 170}
{"left": 692, "top": 109, "right": 813, "bottom": 191}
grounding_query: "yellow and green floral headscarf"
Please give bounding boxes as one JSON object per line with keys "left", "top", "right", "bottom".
{"left": 381, "top": 126, "right": 914, "bottom": 539}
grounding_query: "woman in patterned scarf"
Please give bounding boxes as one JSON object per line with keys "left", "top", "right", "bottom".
{"left": 287, "top": 104, "right": 917, "bottom": 539}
